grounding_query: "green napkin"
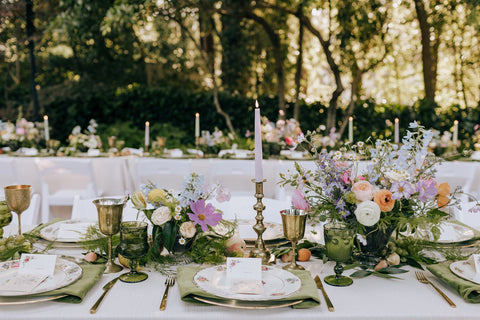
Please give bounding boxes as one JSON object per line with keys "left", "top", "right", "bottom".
{"left": 427, "top": 262, "right": 480, "bottom": 303}
{"left": 36, "top": 262, "right": 106, "bottom": 303}
{"left": 177, "top": 266, "right": 321, "bottom": 309}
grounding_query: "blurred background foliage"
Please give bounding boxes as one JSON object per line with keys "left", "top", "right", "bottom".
{"left": 1, "top": 0, "right": 480, "bottom": 149}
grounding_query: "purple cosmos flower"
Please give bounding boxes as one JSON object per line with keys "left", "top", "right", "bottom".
{"left": 390, "top": 181, "right": 415, "bottom": 200}
{"left": 187, "top": 199, "right": 222, "bottom": 232}
{"left": 415, "top": 179, "right": 438, "bottom": 202}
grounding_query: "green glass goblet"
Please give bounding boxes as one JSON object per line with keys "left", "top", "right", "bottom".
{"left": 323, "top": 222, "right": 354, "bottom": 287}
{"left": 117, "top": 221, "right": 149, "bottom": 283}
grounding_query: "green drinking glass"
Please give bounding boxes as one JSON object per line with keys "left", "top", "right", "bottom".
{"left": 117, "top": 221, "right": 149, "bottom": 283}
{"left": 323, "top": 222, "right": 354, "bottom": 287}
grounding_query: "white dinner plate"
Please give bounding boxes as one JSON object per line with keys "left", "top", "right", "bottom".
{"left": 0, "top": 258, "right": 82, "bottom": 296}
{"left": 193, "top": 265, "right": 301, "bottom": 301}
{"left": 404, "top": 221, "right": 475, "bottom": 244}
{"left": 237, "top": 219, "right": 284, "bottom": 242}
{"left": 450, "top": 260, "right": 480, "bottom": 284}
{"left": 40, "top": 220, "right": 95, "bottom": 242}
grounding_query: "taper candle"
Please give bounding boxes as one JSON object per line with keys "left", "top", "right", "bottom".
{"left": 394, "top": 118, "right": 399, "bottom": 144}
{"left": 453, "top": 120, "right": 459, "bottom": 146}
{"left": 145, "top": 121, "right": 150, "bottom": 147}
{"left": 254, "top": 100, "right": 263, "bottom": 182}
{"left": 43, "top": 115, "right": 50, "bottom": 141}
{"left": 195, "top": 113, "right": 200, "bottom": 137}
{"left": 348, "top": 116, "right": 353, "bottom": 142}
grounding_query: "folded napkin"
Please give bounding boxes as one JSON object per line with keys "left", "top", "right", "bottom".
{"left": 177, "top": 266, "right": 320, "bottom": 309}
{"left": 37, "top": 262, "right": 106, "bottom": 303}
{"left": 427, "top": 262, "right": 480, "bottom": 303}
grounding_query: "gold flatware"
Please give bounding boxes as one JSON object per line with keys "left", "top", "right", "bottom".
{"left": 192, "top": 295, "right": 304, "bottom": 309}
{"left": 160, "top": 275, "right": 175, "bottom": 311}
{"left": 314, "top": 275, "right": 334, "bottom": 312}
{"left": 415, "top": 271, "right": 456, "bottom": 308}
{"left": 90, "top": 277, "right": 119, "bottom": 314}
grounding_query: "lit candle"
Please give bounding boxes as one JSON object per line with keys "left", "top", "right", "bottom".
{"left": 145, "top": 121, "right": 150, "bottom": 147}
{"left": 348, "top": 116, "right": 353, "bottom": 142}
{"left": 453, "top": 120, "right": 459, "bottom": 146}
{"left": 195, "top": 113, "right": 200, "bottom": 137}
{"left": 394, "top": 118, "right": 399, "bottom": 144}
{"left": 254, "top": 100, "right": 263, "bottom": 182}
{"left": 43, "top": 115, "right": 49, "bottom": 141}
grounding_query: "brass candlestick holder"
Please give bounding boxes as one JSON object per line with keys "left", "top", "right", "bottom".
{"left": 247, "top": 179, "right": 271, "bottom": 264}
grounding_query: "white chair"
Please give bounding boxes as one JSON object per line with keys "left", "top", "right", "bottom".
{"left": 71, "top": 196, "right": 142, "bottom": 222}
{"left": 134, "top": 158, "right": 192, "bottom": 190}
{"left": 209, "top": 159, "right": 256, "bottom": 196}
{"left": 0, "top": 158, "right": 20, "bottom": 197}
{"left": 35, "top": 158, "right": 100, "bottom": 223}
{"left": 20, "top": 193, "right": 41, "bottom": 225}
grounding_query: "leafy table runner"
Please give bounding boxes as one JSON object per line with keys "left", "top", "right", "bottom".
{"left": 427, "top": 262, "right": 480, "bottom": 303}
{"left": 177, "top": 266, "right": 321, "bottom": 309}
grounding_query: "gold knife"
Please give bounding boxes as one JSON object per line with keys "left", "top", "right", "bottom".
{"left": 314, "top": 275, "right": 334, "bottom": 312}
{"left": 90, "top": 277, "right": 119, "bottom": 314}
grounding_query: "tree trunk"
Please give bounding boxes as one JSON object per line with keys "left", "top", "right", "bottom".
{"left": 299, "top": 14, "right": 344, "bottom": 131}
{"left": 413, "top": 0, "right": 436, "bottom": 102}
{"left": 293, "top": 4, "right": 304, "bottom": 122}
{"left": 339, "top": 70, "right": 362, "bottom": 138}
{"left": 26, "top": 0, "right": 40, "bottom": 122}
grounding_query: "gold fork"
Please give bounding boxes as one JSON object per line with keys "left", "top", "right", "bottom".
{"left": 415, "top": 271, "right": 456, "bottom": 308}
{"left": 160, "top": 275, "right": 176, "bottom": 311}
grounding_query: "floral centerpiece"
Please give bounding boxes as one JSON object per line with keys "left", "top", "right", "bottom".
{"left": 250, "top": 117, "right": 302, "bottom": 157}
{"left": 130, "top": 173, "right": 243, "bottom": 263}
{"left": 68, "top": 119, "right": 102, "bottom": 152}
{"left": 282, "top": 122, "right": 466, "bottom": 259}
{"left": 0, "top": 118, "right": 41, "bottom": 151}
{"left": 199, "top": 128, "right": 233, "bottom": 155}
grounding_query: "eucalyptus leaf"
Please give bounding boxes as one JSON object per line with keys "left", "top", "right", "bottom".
{"left": 350, "top": 269, "right": 373, "bottom": 278}
{"left": 377, "top": 266, "right": 409, "bottom": 274}
{"left": 405, "top": 257, "right": 424, "bottom": 270}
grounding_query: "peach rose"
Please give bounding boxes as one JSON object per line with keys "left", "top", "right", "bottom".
{"left": 374, "top": 189, "right": 395, "bottom": 212}
{"left": 436, "top": 182, "right": 450, "bottom": 208}
{"left": 352, "top": 181, "right": 374, "bottom": 202}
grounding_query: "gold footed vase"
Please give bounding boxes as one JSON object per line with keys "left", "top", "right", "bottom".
{"left": 93, "top": 198, "right": 126, "bottom": 273}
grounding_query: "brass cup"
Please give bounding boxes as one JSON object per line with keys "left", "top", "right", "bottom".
{"left": 93, "top": 198, "right": 126, "bottom": 273}
{"left": 4, "top": 185, "right": 31, "bottom": 235}
{"left": 281, "top": 209, "right": 308, "bottom": 270}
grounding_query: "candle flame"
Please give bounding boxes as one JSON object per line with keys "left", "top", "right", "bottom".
{"left": 454, "top": 120, "right": 459, "bottom": 125}
{"left": 145, "top": 121, "right": 150, "bottom": 126}
{"left": 395, "top": 118, "right": 399, "bottom": 123}
{"left": 255, "top": 100, "right": 259, "bottom": 108}
{"left": 195, "top": 113, "right": 199, "bottom": 118}
{"left": 349, "top": 116, "right": 353, "bottom": 121}
{"left": 43, "top": 115, "right": 48, "bottom": 120}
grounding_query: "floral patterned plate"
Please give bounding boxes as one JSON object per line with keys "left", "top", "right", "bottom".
{"left": 425, "top": 221, "right": 475, "bottom": 244}
{"left": 193, "top": 265, "right": 301, "bottom": 301}
{"left": 40, "top": 220, "right": 95, "bottom": 242}
{"left": 450, "top": 260, "right": 480, "bottom": 284}
{"left": 0, "top": 258, "right": 82, "bottom": 296}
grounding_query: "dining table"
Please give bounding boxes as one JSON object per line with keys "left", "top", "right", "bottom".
{"left": 1, "top": 220, "right": 480, "bottom": 320}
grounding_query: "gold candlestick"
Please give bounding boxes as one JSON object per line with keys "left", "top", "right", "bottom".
{"left": 248, "top": 179, "right": 271, "bottom": 264}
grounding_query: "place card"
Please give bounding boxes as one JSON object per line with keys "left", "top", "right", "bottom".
{"left": 18, "top": 254, "right": 57, "bottom": 277}
{"left": 226, "top": 257, "right": 263, "bottom": 295}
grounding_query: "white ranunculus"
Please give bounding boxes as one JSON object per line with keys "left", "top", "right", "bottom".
{"left": 384, "top": 171, "right": 404, "bottom": 182}
{"left": 179, "top": 221, "right": 196, "bottom": 238}
{"left": 151, "top": 206, "right": 172, "bottom": 225}
{"left": 354, "top": 201, "right": 381, "bottom": 227}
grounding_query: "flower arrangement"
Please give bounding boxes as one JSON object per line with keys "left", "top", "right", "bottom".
{"left": 0, "top": 118, "right": 41, "bottom": 151}
{"left": 281, "top": 122, "right": 469, "bottom": 253}
{"left": 68, "top": 119, "right": 102, "bottom": 152}
{"left": 131, "top": 173, "right": 243, "bottom": 263}
{"left": 260, "top": 117, "right": 301, "bottom": 147}
{"left": 199, "top": 128, "right": 233, "bottom": 154}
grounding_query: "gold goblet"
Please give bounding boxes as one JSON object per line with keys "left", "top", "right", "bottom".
{"left": 280, "top": 209, "right": 308, "bottom": 270}
{"left": 93, "top": 198, "right": 126, "bottom": 274}
{"left": 4, "top": 185, "right": 31, "bottom": 235}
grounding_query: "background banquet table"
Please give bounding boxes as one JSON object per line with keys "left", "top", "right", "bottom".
{"left": 1, "top": 223, "right": 480, "bottom": 320}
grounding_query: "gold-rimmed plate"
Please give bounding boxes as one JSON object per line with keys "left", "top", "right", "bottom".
{"left": 0, "top": 294, "right": 68, "bottom": 305}
{"left": 192, "top": 295, "right": 304, "bottom": 309}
